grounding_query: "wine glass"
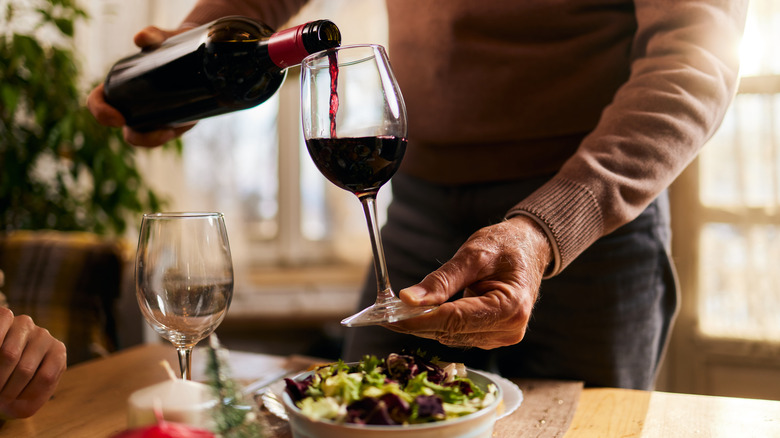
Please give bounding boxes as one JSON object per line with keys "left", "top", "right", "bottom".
{"left": 135, "top": 212, "right": 234, "bottom": 379}
{"left": 301, "top": 44, "right": 436, "bottom": 327}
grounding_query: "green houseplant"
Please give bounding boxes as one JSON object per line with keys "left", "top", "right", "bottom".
{"left": 0, "top": 0, "right": 175, "bottom": 235}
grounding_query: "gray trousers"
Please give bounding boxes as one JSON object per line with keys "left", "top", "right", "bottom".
{"left": 342, "top": 173, "right": 679, "bottom": 390}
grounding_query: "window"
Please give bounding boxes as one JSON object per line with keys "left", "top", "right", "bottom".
{"left": 695, "top": 0, "right": 780, "bottom": 342}
{"left": 666, "top": 0, "right": 780, "bottom": 399}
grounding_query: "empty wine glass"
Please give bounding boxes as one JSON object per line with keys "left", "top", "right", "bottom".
{"left": 301, "top": 44, "right": 437, "bottom": 327}
{"left": 135, "top": 212, "right": 233, "bottom": 379}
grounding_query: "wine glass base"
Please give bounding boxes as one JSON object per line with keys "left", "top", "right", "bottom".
{"left": 341, "top": 299, "right": 436, "bottom": 327}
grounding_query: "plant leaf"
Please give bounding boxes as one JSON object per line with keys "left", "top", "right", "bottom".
{"left": 54, "top": 18, "right": 74, "bottom": 37}
{"left": 0, "top": 83, "right": 19, "bottom": 118}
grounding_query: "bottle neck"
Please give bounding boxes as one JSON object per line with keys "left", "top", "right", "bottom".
{"left": 268, "top": 20, "right": 340, "bottom": 68}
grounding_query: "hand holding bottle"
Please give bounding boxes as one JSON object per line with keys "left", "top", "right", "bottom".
{"left": 87, "top": 17, "right": 340, "bottom": 148}
{"left": 87, "top": 26, "right": 196, "bottom": 147}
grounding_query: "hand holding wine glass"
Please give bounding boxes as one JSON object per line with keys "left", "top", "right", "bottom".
{"left": 301, "top": 44, "right": 436, "bottom": 327}
{"left": 135, "top": 212, "right": 233, "bottom": 379}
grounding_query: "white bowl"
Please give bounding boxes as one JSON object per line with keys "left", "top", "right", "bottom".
{"left": 281, "top": 368, "right": 503, "bottom": 438}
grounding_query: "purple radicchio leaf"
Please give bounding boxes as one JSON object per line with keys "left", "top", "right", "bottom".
{"left": 415, "top": 395, "right": 446, "bottom": 421}
{"left": 379, "top": 393, "right": 411, "bottom": 424}
{"left": 346, "top": 397, "right": 379, "bottom": 424}
{"left": 444, "top": 378, "right": 474, "bottom": 396}
{"left": 346, "top": 397, "right": 398, "bottom": 425}
{"left": 284, "top": 375, "right": 312, "bottom": 403}
{"left": 386, "top": 351, "right": 446, "bottom": 385}
{"left": 385, "top": 353, "right": 416, "bottom": 385}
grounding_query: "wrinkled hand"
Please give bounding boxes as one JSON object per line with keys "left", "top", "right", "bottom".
{"left": 387, "top": 215, "right": 552, "bottom": 350}
{"left": 0, "top": 308, "right": 66, "bottom": 419}
{"left": 86, "top": 26, "right": 196, "bottom": 147}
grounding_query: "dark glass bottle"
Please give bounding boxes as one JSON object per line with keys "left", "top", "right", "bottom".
{"left": 103, "top": 17, "right": 341, "bottom": 132}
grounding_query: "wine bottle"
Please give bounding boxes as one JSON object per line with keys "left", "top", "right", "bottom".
{"left": 103, "top": 16, "right": 341, "bottom": 132}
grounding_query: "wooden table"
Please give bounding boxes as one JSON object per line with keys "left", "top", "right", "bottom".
{"left": 3, "top": 343, "right": 779, "bottom": 437}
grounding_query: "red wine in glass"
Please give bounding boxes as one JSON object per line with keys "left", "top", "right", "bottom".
{"left": 301, "top": 44, "right": 437, "bottom": 327}
{"left": 315, "top": 53, "right": 406, "bottom": 196}
{"left": 328, "top": 51, "right": 339, "bottom": 138}
{"left": 304, "top": 136, "right": 406, "bottom": 197}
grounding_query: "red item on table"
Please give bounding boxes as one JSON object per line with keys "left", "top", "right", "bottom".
{"left": 110, "top": 420, "right": 215, "bottom": 438}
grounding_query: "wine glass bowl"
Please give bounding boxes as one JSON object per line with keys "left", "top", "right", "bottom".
{"left": 301, "top": 44, "right": 436, "bottom": 326}
{"left": 135, "top": 212, "right": 233, "bottom": 379}
{"left": 304, "top": 136, "right": 406, "bottom": 195}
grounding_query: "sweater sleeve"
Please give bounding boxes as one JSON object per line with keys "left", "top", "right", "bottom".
{"left": 180, "top": 0, "right": 309, "bottom": 29}
{"left": 506, "top": 0, "right": 748, "bottom": 277}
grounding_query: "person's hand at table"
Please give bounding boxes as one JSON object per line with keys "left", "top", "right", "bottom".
{"left": 387, "top": 215, "right": 552, "bottom": 349}
{"left": 0, "top": 308, "right": 67, "bottom": 419}
{"left": 86, "top": 26, "right": 196, "bottom": 147}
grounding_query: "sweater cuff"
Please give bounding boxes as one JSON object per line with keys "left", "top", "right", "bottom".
{"left": 507, "top": 211, "right": 560, "bottom": 279}
{"left": 505, "top": 177, "right": 603, "bottom": 277}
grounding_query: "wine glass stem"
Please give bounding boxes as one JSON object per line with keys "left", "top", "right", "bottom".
{"left": 177, "top": 346, "right": 193, "bottom": 380}
{"left": 359, "top": 194, "right": 395, "bottom": 304}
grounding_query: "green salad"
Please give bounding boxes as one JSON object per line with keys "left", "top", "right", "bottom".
{"left": 284, "top": 351, "right": 498, "bottom": 425}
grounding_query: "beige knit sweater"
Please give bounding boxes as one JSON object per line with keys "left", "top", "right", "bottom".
{"left": 182, "top": 0, "right": 747, "bottom": 275}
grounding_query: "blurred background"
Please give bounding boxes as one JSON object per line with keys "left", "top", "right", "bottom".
{"left": 1, "top": 0, "right": 778, "bottom": 401}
